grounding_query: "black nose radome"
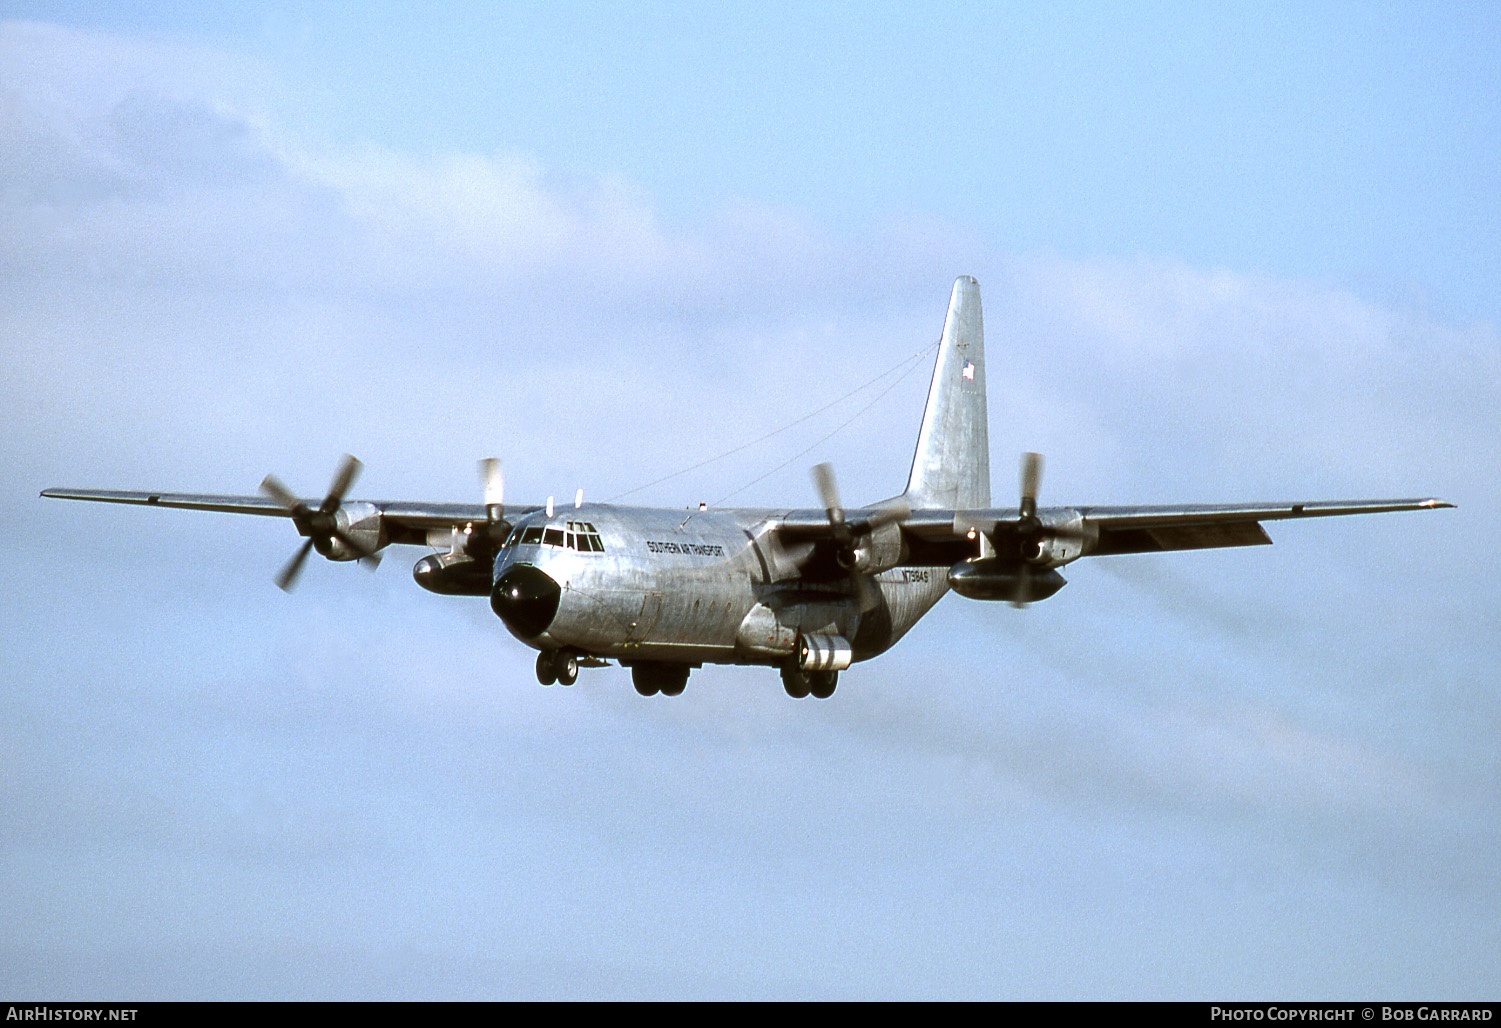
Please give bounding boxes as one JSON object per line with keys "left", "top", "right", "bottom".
{"left": 490, "top": 564, "right": 561, "bottom": 638}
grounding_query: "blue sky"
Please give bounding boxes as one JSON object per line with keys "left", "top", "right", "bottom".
{"left": 2, "top": 2, "right": 1498, "bottom": 999}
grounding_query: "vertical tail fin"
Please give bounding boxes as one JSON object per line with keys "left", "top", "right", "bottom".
{"left": 905, "top": 276, "right": 991, "bottom": 510}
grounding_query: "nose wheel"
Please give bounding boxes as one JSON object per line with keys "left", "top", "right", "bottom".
{"left": 536, "top": 650, "right": 579, "bottom": 686}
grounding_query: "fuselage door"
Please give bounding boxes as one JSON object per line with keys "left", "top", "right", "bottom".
{"left": 627, "top": 592, "right": 663, "bottom": 643}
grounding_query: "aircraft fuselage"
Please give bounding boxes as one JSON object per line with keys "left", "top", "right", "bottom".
{"left": 492, "top": 504, "right": 947, "bottom": 667}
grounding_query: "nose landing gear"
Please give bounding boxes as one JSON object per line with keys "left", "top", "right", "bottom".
{"left": 536, "top": 650, "right": 579, "bottom": 686}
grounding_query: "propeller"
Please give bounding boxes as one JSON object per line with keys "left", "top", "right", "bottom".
{"left": 480, "top": 456, "right": 508, "bottom": 540}
{"left": 444, "top": 458, "right": 511, "bottom": 558}
{"left": 811, "top": 462, "right": 909, "bottom": 611}
{"left": 813, "top": 463, "right": 852, "bottom": 546}
{"left": 1007, "top": 451, "right": 1087, "bottom": 607}
{"left": 480, "top": 457, "right": 503, "bottom": 517}
{"left": 1019, "top": 451, "right": 1042, "bottom": 527}
{"left": 260, "top": 454, "right": 382, "bottom": 592}
{"left": 1007, "top": 452, "right": 1045, "bottom": 607}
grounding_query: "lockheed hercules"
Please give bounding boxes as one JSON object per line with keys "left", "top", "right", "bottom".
{"left": 43, "top": 278, "right": 1453, "bottom": 699}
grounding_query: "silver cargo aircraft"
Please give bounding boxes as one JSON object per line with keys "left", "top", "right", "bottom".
{"left": 43, "top": 278, "right": 1453, "bottom": 699}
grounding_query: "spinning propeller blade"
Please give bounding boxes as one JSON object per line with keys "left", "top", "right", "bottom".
{"left": 258, "top": 474, "right": 307, "bottom": 516}
{"left": 480, "top": 458, "right": 503, "bottom": 513}
{"left": 275, "top": 538, "right": 315, "bottom": 593}
{"left": 321, "top": 454, "right": 362, "bottom": 514}
{"left": 812, "top": 462, "right": 851, "bottom": 545}
{"left": 1019, "top": 451, "right": 1042, "bottom": 523}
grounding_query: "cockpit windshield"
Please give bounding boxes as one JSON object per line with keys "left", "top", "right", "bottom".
{"left": 507, "top": 520, "right": 605, "bottom": 552}
{"left": 567, "top": 521, "right": 605, "bottom": 552}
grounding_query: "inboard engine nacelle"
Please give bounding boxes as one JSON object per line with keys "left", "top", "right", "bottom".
{"left": 412, "top": 551, "right": 491, "bottom": 596}
{"left": 835, "top": 521, "right": 905, "bottom": 575}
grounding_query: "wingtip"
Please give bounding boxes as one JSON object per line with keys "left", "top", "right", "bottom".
{"left": 1423, "top": 498, "right": 1457, "bottom": 509}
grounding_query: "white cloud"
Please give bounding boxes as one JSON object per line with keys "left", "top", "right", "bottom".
{"left": 1001, "top": 254, "right": 1498, "bottom": 502}
{"left": 0, "top": 22, "right": 838, "bottom": 308}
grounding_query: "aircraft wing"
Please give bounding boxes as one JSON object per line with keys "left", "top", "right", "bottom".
{"left": 769, "top": 508, "right": 902, "bottom": 540}
{"left": 896, "top": 497, "right": 1454, "bottom": 562}
{"left": 1069, "top": 498, "right": 1452, "bottom": 554}
{"left": 40, "top": 488, "right": 293, "bottom": 517}
{"left": 39, "top": 488, "right": 529, "bottom": 546}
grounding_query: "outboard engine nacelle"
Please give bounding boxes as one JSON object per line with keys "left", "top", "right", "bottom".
{"left": 1015, "top": 511, "right": 1095, "bottom": 568}
{"left": 317, "top": 501, "right": 384, "bottom": 561}
{"left": 799, "top": 633, "right": 853, "bottom": 672}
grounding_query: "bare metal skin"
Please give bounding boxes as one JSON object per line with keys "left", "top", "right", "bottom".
{"left": 42, "top": 277, "right": 1453, "bottom": 698}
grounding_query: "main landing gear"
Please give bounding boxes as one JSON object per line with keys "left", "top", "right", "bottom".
{"left": 536, "top": 650, "right": 579, "bottom": 686}
{"left": 781, "top": 666, "right": 837, "bottom": 700}
{"left": 535, "top": 654, "right": 832, "bottom": 699}
{"left": 631, "top": 662, "right": 689, "bottom": 697}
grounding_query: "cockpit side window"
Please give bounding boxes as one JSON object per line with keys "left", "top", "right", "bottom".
{"left": 543, "top": 528, "right": 565, "bottom": 548}
{"left": 520, "top": 526, "right": 544, "bottom": 545}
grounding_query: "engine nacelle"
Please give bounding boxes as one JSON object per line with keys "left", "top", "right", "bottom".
{"left": 413, "top": 551, "right": 492, "bottom": 596}
{"left": 1016, "top": 512, "right": 1095, "bottom": 568}
{"left": 948, "top": 558, "right": 1067, "bottom": 602}
{"left": 314, "top": 501, "right": 384, "bottom": 561}
{"left": 799, "top": 633, "right": 853, "bottom": 672}
{"left": 836, "top": 521, "right": 905, "bottom": 575}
